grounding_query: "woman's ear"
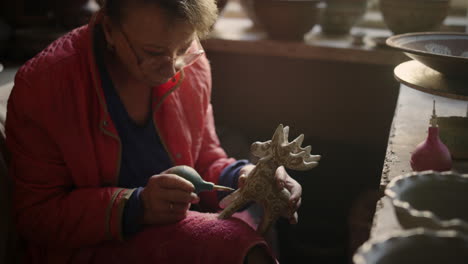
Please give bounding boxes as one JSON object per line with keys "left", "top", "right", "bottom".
{"left": 101, "top": 15, "right": 116, "bottom": 49}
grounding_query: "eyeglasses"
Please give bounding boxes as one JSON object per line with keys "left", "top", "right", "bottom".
{"left": 118, "top": 24, "right": 205, "bottom": 79}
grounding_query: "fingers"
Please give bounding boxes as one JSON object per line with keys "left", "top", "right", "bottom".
{"left": 141, "top": 174, "right": 199, "bottom": 225}
{"left": 285, "top": 177, "right": 302, "bottom": 204}
{"left": 161, "top": 188, "right": 199, "bottom": 204}
{"left": 295, "top": 197, "right": 302, "bottom": 210}
{"left": 289, "top": 212, "right": 298, "bottom": 225}
{"left": 275, "top": 166, "right": 302, "bottom": 202}
{"left": 156, "top": 174, "right": 195, "bottom": 193}
{"left": 290, "top": 197, "right": 301, "bottom": 216}
{"left": 239, "top": 164, "right": 255, "bottom": 177}
{"left": 238, "top": 174, "right": 247, "bottom": 189}
{"left": 274, "top": 167, "right": 303, "bottom": 225}
{"left": 238, "top": 164, "right": 255, "bottom": 189}
{"left": 275, "top": 166, "right": 287, "bottom": 190}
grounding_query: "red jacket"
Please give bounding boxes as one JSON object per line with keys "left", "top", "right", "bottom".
{"left": 5, "top": 15, "right": 234, "bottom": 262}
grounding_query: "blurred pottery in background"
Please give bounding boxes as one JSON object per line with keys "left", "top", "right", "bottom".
{"left": 353, "top": 229, "right": 468, "bottom": 264}
{"left": 437, "top": 116, "right": 468, "bottom": 159}
{"left": 253, "top": 0, "right": 324, "bottom": 41}
{"left": 240, "top": 0, "right": 263, "bottom": 29}
{"left": 95, "top": 0, "right": 229, "bottom": 15}
{"left": 379, "top": 0, "right": 451, "bottom": 34}
{"left": 321, "top": 0, "right": 368, "bottom": 35}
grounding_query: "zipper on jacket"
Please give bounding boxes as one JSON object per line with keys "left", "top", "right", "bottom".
{"left": 152, "top": 70, "right": 185, "bottom": 166}
{"left": 100, "top": 121, "right": 123, "bottom": 186}
{"left": 89, "top": 17, "right": 123, "bottom": 186}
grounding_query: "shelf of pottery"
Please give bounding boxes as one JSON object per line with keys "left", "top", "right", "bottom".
{"left": 351, "top": 12, "right": 468, "bottom": 264}
{"left": 353, "top": 83, "right": 468, "bottom": 263}
{"left": 206, "top": 0, "right": 467, "bottom": 67}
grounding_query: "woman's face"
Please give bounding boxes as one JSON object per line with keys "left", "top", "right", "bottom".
{"left": 103, "top": 3, "right": 198, "bottom": 86}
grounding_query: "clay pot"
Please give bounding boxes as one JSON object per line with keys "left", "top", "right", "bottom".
{"left": 253, "top": 0, "right": 324, "bottom": 41}
{"left": 379, "top": 0, "right": 451, "bottom": 35}
{"left": 321, "top": 0, "right": 368, "bottom": 35}
{"left": 239, "top": 0, "right": 262, "bottom": 28}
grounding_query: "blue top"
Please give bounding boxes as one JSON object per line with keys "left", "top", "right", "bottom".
{"left": 95, "top": 33, "right": 248, "bottom": 238}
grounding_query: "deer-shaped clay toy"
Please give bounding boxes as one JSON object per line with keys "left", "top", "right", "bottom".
{"left": 218, "top": 124, "right": 321, "bottom": 234}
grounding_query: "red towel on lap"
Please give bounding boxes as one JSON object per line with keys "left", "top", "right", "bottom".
{"left": 71, "top": 211, "right": 274, "bottom": 264}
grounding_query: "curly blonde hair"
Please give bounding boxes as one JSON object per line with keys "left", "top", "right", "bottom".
{"left": 101, "top": 0, "right": 218, "bottom": 38}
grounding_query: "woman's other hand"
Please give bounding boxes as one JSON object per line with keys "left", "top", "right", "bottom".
{"left": 274, "top": 166, "right": 302, "bottom": 224}
{"left": 237, "top": 165, "right": 302, "bottom": 224}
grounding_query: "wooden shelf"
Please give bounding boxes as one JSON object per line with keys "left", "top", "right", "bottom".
{"left": 203, "top": 17, "right": 409, "bottom": 66}
{"left": 206, "top": 0, "right": 466, "bottom": 66}
{"left": 369, "top": 85, "right": 468, "bottom": 241}
{"left": 394, "top": 60, "right": 468, "bottom": 101}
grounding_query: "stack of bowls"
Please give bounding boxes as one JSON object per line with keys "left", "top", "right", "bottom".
{"left": 353, "top": 229, "right": 468, "bottom": 264}
{"left": 379, "top": 0, "right": 451, "bottom": 34}
{"left": 353, "top": 170, "right": 468, "bottom": 263}
{"left": 385, "top": 170, "right": 468, "bottom": 233}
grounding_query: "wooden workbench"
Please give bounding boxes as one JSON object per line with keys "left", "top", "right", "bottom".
{"left": 369, "top": 84, "right": 468, "bottom": 242}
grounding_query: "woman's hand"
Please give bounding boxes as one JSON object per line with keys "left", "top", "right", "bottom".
{"left": 140, "top": 170, "right": 200, "bottom": 225}
{"left": 238, "top": 165, "right": 302, "bottom": 224}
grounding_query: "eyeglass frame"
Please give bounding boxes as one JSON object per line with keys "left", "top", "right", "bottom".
{"left": 116, "top": 22, "right": 205, "bottom": 76}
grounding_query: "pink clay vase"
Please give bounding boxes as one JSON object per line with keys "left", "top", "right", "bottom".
{"left": 410, "top": 126, "right": 452, "bottom": 172}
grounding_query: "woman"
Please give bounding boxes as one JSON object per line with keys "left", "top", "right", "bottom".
{"left": 5, "top": 0, "right": 303, "bottom": 263}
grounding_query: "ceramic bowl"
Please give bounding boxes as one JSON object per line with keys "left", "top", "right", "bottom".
{"left": 386, "top": 32, "right": 468, "bottom": 77}
{"left": 320, "top": 0, "right": 368, "bottom": 35}
{"left": 253, "top": 0, "right": 324, "bottom": 41}
{"left": 437, "top": 116, "right": 468, "bottom": 160}
{"left": 379, "top": 0, "right": 450, "bottom": 35}
{"left": 385, "top": 171, "right": 468, "bottom": 233}
{"left": 240, "top": 0, "right": 262, "bottom": 28}
{"left": 353, "top": 228, "right": 468, "bottom": 264}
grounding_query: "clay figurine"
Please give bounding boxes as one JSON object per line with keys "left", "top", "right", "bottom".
{"left": 218, "top": 124, "right": 321, "bottom": 234}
